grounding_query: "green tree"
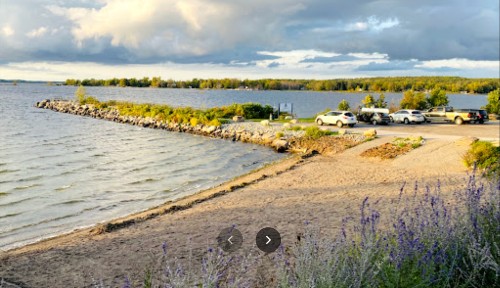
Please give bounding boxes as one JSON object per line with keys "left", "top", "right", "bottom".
{"left": 484, "top": 88, "right": 499, "bottom": 114}
{"left": 75, "top": 86, "right": 86, "bottom": 104}
{"left": 338, "top": 99, "right": 351, "bottom": 111}
{"left": 362, "top": 94, "right": 375, "bottom": 107}
{"left": 427, "top": 89, "right": 449, "bottom": 107}
{"left": 400, "top": 90, "right": 428, "bottom": 110}
{"left": 375, "top": 93, "right": 387, "bottom": 108}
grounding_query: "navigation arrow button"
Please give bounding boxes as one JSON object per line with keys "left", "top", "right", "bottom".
{"left": 256, "top": 227, "right": 281, "bottom": 253}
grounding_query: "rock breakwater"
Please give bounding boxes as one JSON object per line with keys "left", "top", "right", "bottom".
{"left": 35, "top": 99, "right": 366, "bottom": 153}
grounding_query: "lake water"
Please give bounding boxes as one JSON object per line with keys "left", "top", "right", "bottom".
{"left": 0, "top": 83, "right": 487, "bottom": 250}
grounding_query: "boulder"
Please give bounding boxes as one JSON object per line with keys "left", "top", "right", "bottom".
{"left": 283, "top": 123, "right": 291, "bottom": 128}
{"left": 272, "top": 139, "right": 289, "bottom": 152}
{"left": 260, "top": 120, "right": 270, "bottom": 126}
{"left": 232, "top": 115, "right": 245, "bottom": 122}
{"left": 338, "top": 129, "right": 347, "bottom": 135}
{"left": 290, "top": 119, "right": 299, "bottom": 124}
{"left": 285, "top": 116, "right": 293, "bottom": 120}
{"left": 363, "top": 129, "right": 377, "bottom": 137}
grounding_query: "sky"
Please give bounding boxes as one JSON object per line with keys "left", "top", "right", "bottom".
{"left": 0, "top": 0, "right": 498, "bottom": 81}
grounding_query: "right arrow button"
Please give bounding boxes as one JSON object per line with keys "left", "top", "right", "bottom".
{"left": 256, "top": 227, "right": 281, "bottom": 253}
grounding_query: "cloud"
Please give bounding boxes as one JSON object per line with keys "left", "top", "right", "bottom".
{"left": 2, "top": 25, "right": 14, "bottom": 37}
{"left": 345, "top": 16, "right": 399, "bottom": 32}
{"left": 416, "top": 59, "right": 499, "bottom": 70}
{"left": 27, "top": 27, "right": 48, "bottom": 38}
{"left": 0, "top": 0, "right": 498, "bottom": 79}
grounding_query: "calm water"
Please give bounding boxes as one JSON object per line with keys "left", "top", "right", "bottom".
{"left": 0, "top": 84, "right": 487, "bottom": 250}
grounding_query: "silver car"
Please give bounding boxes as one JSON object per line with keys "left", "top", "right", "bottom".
{"left": 389, "top": 110, "right": 425, "bottom": 124}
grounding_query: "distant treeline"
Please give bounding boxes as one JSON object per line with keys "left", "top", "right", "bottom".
{"left": 64, "top": 76, "right": 499, "bottom": 94}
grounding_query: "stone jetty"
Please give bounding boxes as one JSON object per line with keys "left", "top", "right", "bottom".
{"left": 35, "top": 99, "right": 366, "bottom": 153}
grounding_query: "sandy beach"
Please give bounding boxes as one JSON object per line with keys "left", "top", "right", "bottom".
{"left": 0, "top": 122, "right": 498, "bottom": 287}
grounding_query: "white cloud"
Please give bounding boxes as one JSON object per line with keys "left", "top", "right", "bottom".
{"left": 416, "top": 58, "right": 499, "bottom": 70}
{"left": 47, "top": 0, "right": 302, "bottom": 58}
{"left": 347, "top": 52, "right": 388, "bottom": 59}
{"left": 345, "top": 16, "right": 399, "bottom": 32}
{"left": 26, "top": 27, "right": 48, "bottom": 38}
{"left": 2, "top": 25, "right": 14, "bottom": 37}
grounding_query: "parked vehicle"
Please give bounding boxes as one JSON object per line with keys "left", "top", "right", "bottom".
{"left": 389, "top": 109, "right": 425, "bottom": 124}
{"left": 357, "top": 107, "right": 391, "bottom": 125}
{"left": 461, "top": 109, "right": 489, "bottom": 124}
{"left": 315, "top": 111, "right": 357, "bottom": 127}
{"left": 423, "top": 106, "right": 477, "bottom": 125}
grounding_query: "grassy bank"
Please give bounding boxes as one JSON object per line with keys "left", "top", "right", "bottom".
{"left": 77, "top": 93, "right": 273, "bottom": 127}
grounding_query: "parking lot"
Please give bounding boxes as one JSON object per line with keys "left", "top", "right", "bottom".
{"left": 316, "top": 120, "right": 500, "bottom": 140}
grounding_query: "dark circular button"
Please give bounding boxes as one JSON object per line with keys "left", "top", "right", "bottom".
{"left": 256, "top": 227, "right": 281, "bottom": 253}
{"left": 217, "top": 227, "right": 243, "bottom": 253}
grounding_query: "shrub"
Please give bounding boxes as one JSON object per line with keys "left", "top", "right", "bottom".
{"left": 484, "top": 88, "right": 500, "bottom": 115}
{"left": 400, "top": 90, "right": 428, "bottom": 110}
{"left": 337, "top": 99, "right": 350, "bottom": 111}
{"left": 427, "top": 89, "right": 449, "bottom": 107}
{"left": 463, "top": 140, "right": 500, "bottom": 176}
{"left": 75, "top": 86, "right": 86, "bottom": 104}
{"left": 304, "top": 126, "right": 334, "bottom": 139}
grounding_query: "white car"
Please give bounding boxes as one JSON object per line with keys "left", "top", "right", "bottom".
{"left": 315, "top": 111, "right": 357, "bottom": 127}
{"left": 389, "top": 109, "right": 425, "bottom": 124}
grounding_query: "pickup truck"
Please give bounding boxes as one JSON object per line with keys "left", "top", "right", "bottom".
{"left": 423, "top": 106, "right": 477, "bottom": 125}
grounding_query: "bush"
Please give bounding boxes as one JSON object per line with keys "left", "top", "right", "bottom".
{"left": 484, "top": 88, "right": 500, "bottom": 115}
{"left": 337, "top": 99, "right": 350, "bottom": 111}
{"left": 400, "top": 90, "right": 428, "bottom": 110}
{"left": 427, "top": 89, "right": 449, "bottom": 107}
{"left": 304, "top": 126, "right": 334, "bottom": 139}
{"left": 463, "top": 140, "right": 500, "bottom": 176}
{"left": 75, "top": 86, "right": 87, "bottom": 104}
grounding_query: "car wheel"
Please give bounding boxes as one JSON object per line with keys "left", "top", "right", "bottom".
{"left": 404, "top": 118, "right": 410, "bottom": 124}
{"left": 372, "top": 120, "right": 377, "bottom": 125}
{"left": 389, "top": 116, "right": 394, "bottom": 123}
{"left": 455, "top": 117, "right": 463, "bottom": 125}
{"left": 336, "top": 121, "right": 343, "bottom": 128}
{"left": 316, "top": 119, "right": 324, "bottom": 126}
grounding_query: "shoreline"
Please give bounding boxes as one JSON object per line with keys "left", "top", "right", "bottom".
{"left": 1, "top": 135, "right": 486, "bottom": 287}
{"left": 2, "top": 154, "right": 304, "bottom": 255}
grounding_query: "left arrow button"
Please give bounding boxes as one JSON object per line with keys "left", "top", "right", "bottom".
{"left": 217, "top": 227, "right": 243, "bottom": 253}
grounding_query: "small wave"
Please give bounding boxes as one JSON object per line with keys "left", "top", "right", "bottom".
{"left": 18, "top": 175, "right": 43, "bottom": 182}
{"left": 0, "top": 169, "right": 20, "bottom": 174}
{"left": 0, "top": 197, "right": 34, "bottom": 207}
{"left": 59, "top": 199, "right": 85, "bottom": 205}
{"left": 129, "top": 166, "right": 148, "bottom": 173}
{"left": 0, "top": 192, "right": 8, "bottom": 197}
{"left": 14, "top": 183, "right": 41, "bottom": 190}
{"left": 129, "top": 178, "right": 158, "bottom": 185}
{"left": 55, "top": 185, "right": 72, "bottom": 191}
{"left": 0, "top": 212, "right": 22, "bottom": 219}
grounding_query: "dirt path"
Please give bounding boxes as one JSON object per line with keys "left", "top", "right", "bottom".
{"left": 0, "top": 134, "right": 477, "bottom": 287}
